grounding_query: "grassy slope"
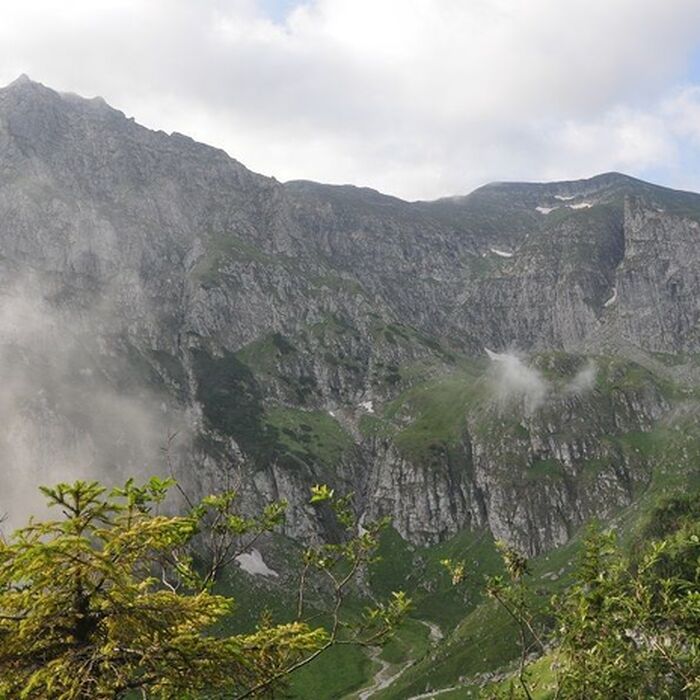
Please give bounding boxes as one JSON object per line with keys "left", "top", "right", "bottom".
{"left": 195, "top": 338, "right": 699, "bottom": 698}
{"left": 210, "top": 535, "right": 376, "bottom": 699}
{"left": 373, "top": 535, "right": 580, "bottom": 700}
{"left": 372, "top": 411, "right": 700, "bottom": 699}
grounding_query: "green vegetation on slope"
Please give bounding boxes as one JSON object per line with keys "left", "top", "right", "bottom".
{"left": 188, "top": 339, "right": 700, "bottom": 698}
{"left": 266, "top": 405, "right": 354, "bottom": 471}
{"left": 193, "top": 231, "right": 296, "bottom": 287}
{"left": 383, "top": 360, "right": 486, "bottom": 462}
{"left": 375, "top": 473, "right": 700, "bottom": 699}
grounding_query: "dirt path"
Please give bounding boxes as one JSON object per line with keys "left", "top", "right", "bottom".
{"left": 357, "top": 652, "right": 413, "bottom": 700}
{"left": 354, "top": 619, "right": 444, "bottom": 699}
{"left": 418, "top": 619, "right": 443, "bottom": 643}
{"left": 407, "top": 684, "right": 463, "bottom": 699}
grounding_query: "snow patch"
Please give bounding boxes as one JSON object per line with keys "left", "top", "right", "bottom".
{"left": 359, "top": 400, "right": 374, "bottom": 413}
{"left": 569, "top": 202, "right": 593, "bottom": 209}
{"left": 554, "top": 194, "right": 576, "bottom": 201}
{"left": 536, "top": 206, "right": 555, "bottom": 214}
{"left": 235, "top": 549, "right": 279, "bottom": 578}
{"left": 358, "top": 511, "right": 368, "bottom": 536}
{"left": 489, "top": 247, "right": 513, "bottom": 258}
{"left": 604, "top": 287, "right": 617, "bottom": 307}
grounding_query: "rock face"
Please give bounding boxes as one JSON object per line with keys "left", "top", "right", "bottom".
{"left": 361, "top": 354, "right": 672, "bottom": 555}
{"left": 0, "top": 76, "right": 699, "bottom": 552}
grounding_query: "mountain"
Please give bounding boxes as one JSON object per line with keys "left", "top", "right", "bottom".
{"left": 0, "top": 76, "right": 699, "bottom": 566}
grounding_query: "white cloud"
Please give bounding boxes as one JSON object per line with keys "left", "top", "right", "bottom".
{"left": 566, "top": 361, "right": 598, "bottom": 395}
{"left": 1, "top": 0, "right": 700, "bottom": 199}
{"left": 547, "top": 110, "right": 678, "bottom": 179}
{"left": 485, "top": 350, "right": 598, "bottom": 414}
{"left": 0, "top": 279, "right": 187, "bottom": 527}
{"left": 486, "top": 349, "right": 548, "bottom": 414}
{"left": 665, "top": 86, "right": 700, "bottom": 146}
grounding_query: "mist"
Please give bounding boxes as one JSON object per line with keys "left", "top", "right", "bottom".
{"left": 485, "top": 348, "right": 548, "bottom": 413}
{"left": 0, "top": 279, "right": 187, "bottom": 531}
{"left": 566, "top": 360, "right": 598, "bottom": 394}
{"left": 485, "top": 348, "right": 598, "bottom": 413}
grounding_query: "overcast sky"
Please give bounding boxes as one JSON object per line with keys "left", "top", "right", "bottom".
{"left": 2, "top": 0, "right": 700, "bottom": 200}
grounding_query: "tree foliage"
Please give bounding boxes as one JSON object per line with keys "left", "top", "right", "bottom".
{"left": 556, "top": 518, "right": 700, "bottom": 699}
{"left": 443, "top": 491, "right": 700, "bottom": 699}
{"left": 0, "top": 477, "right": 406, "bottom": 699}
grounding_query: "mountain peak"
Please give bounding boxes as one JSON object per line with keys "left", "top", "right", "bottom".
{"left": 1, "top": 75, "right": 105, "bottom": 108}
{"left": 3, "top": 73, "right": 46, "bottom": 91}
{"left": 1, "top": 74, "right": 59, "bottom": 101}
{"left": 11, "top": 73, "right": 33, "bottom": 86}
{"left": 480, "top": 171, "right": 642, "bottom": 192}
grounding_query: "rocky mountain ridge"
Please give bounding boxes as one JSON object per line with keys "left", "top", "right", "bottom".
{"left": 0, "top": 76, "right": 699, "bottom": 554}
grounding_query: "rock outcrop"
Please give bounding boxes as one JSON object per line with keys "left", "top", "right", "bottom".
{"left": 1, "top": 76, "right": 698, "bottom": 552}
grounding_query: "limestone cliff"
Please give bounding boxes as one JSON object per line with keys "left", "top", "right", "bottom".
{"left": 1, "top": 76, "right": 698, "bottom": 552}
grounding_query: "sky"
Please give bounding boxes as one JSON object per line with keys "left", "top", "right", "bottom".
{"left": 1, "top": 0, "right": 700, "bottom": 201}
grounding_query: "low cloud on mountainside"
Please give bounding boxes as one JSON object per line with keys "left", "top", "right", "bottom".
{"left": 566, "top": 361, "right": 598, "bottom": 395}
{"left": 1, "top": 1, "right": 700, "bottom": 199}
{"left": 0, "top": 279, "right": 186, "bottom": 529}
{"left": 486, "top": 349, "right": 597, "bottom": 413}
{"left": 486, "top": 349, "right": 549, "bottom": 413}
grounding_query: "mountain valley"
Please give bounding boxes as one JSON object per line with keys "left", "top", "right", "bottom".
{"left": 1, "top": 76, "right": 699, "bottom": 697}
